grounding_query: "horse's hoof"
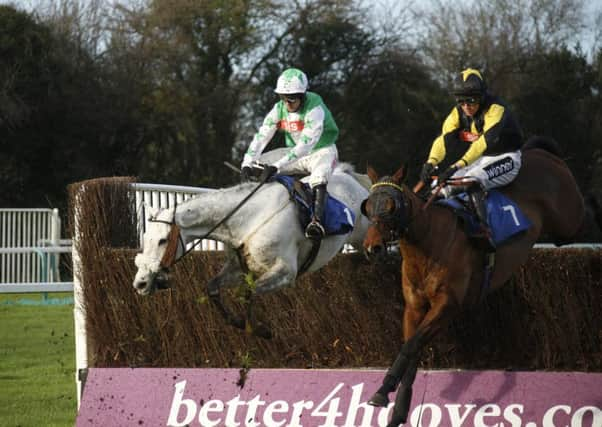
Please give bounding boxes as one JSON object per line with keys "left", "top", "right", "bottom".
{"left": 368, "top": 392, "right": 389, "bottom": 407}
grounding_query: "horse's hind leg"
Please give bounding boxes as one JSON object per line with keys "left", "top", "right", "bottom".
{"left": 253, "top": 258, "right": 297, "bottom": 295}
{"left": 242, "top": 259, "right": 297, "bottom": 339}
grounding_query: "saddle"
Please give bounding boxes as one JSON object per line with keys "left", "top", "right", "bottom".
{"left": 274, "top": 175, "right": 355, "bottom": 236}
{"left": 437, "top": 190, "right": 532, "bottom": 248}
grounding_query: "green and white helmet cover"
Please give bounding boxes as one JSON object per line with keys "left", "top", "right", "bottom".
{"left": 275, "top": 68, "right": 308, "bottom": 94}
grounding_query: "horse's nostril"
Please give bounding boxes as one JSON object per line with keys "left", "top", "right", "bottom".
{"left": 135, "top": 281, "right": 147, "bottom": 290}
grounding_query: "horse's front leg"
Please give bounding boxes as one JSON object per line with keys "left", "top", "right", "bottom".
{"left": 371, "top": 287, "right": 458, "bottom": 427}
{"left": 207, "top": 250, "right": 246, "bottom": 330}
{"left": 389, "top": 291, "right": 458, "bottom": 427}
{"left": 369, "top": 299, "right": 426, "bottom": 407}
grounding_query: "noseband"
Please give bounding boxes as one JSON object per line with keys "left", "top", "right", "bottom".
{"left": 366, "top": 181, "right": 411, "bottom": 242}
{"left": 147, "top": 218, "right": 185, "bottom": 269}
{"left": 160, "top": 223, "right": 183, "bottom": 269}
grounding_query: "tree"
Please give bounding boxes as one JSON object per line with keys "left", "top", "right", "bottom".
{"left": 418, "top": 0, "right": 586, "bottom": 93}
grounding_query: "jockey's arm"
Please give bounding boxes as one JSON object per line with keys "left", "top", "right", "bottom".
{"left": 241, "top": 105, "right": 279, "bottom": 168}
{"left": 272, "top": 105, "right": 325, "bottom": 170}
{"left": 458, "top": 103, "right": 505, "bottom": 166}
{"left": 427, "top": 107, "right": 460, "bottom": 166}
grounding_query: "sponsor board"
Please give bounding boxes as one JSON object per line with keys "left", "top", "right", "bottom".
{"left": 76, "top": 369, "right": 601, "bottom": 427}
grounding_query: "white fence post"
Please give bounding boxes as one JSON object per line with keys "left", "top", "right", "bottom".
{"left": 72, "top": 186, "right": 87, "bottom": 408}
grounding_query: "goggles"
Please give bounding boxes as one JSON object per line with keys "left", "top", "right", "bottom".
{"left": 279, "top": 94, "right": 302, "bottom": 104}
{"left": 456, "top": 97, "right": 479, "bottom": 106}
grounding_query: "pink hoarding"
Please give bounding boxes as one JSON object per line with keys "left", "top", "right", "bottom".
{"left": 76, "top": 368, "right": 602, "bottom": 426}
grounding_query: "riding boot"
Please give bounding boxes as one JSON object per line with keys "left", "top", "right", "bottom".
{"left": 468, "top": 186, "right": 495, "bottom": 250}
{"left": 305, "top": 184, "right": 327, "bottom": 240}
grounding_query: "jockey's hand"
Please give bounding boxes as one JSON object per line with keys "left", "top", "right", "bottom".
{"left": 437, "top": 165, "right": 458, "bottom": 184}
{"left": 420, "top": 163, "right": 436, "bottom": 184}
{"left": 240, "top": 166, "right": 253, "bottom": 183}
{"left": 258, "top": 164, "right": 278, "bottom": 182}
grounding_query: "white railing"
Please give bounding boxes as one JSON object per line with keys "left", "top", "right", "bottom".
{"left": 0, "top": 208, "right": 73, "bottom": 293}
{"left": 133, "top": 183, "right": 224, "bottom": 250}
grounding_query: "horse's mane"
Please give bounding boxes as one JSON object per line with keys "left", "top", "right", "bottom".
{"left": 522, "top": 135, "right": 562, "bottom": 157}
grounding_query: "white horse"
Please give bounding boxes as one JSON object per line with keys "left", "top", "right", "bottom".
{"left": 133, "top": 153, "right": 371, "bottom": 337}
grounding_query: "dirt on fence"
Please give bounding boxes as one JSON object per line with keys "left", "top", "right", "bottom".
{"left": 68, "top": 177, "right": 602, "bottom": 372}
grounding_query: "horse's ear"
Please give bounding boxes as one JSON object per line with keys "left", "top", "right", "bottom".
{"left": 366, "top": 165, "right": 379, "bottom": 184}
{"left": 392, "top": 164, "right": 407, "bottom": 184}
{"left": 145, "top": 202, "right": 159, "bottom": 220}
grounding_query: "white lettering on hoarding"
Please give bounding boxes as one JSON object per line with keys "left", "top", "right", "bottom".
{"left": 474, "top": 403, "right": 501, "bottom": 426}
{"left": 445, "top": 404, "right": 476, "bottom": 426}
{"left": 167, "top": 380, "right": 196, "bottom": 427}
{"left": 289, "top": 399, "right": 313, "bottom": 426}
{"left": 543, "top": 404, "right": 571, "bottom": 427}
{"left": 312, "top": 382, "right": 343, "bottom": 426}
{"left": 342, "top": 383, "right": 376, "bottom": 426}
{"left": 503, "top": 404, "right": 524, "bottom": 427}
{"left": 571, "top": 406, "right": 601, "bottom": 427}
{"left": 166, "top": 379, "right": 601, "bottom": 427}
{"left": 410, "top": 403, "right": 442, "bottom": 427}
{"left": 263, "top": 400, "right": 288, "bottom": 427}
{"left": 198, "top": 399, "right": 223, "bottom": 427}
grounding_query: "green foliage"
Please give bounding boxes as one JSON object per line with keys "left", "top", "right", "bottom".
{"left": 2, "top": 0, "right": 602, "bottom": 212}
{"left": 336, "top": 49, "right": 450, "bottom": 176}
{"left": 513, "top": 47, "right": 601, "bottom": 185}
{"left": 0, "top": 5, "right": 145, "bottom": 209}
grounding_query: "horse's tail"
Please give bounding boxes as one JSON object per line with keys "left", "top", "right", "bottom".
{"left": 522, "top": 135, "right": 562, "bottom": 157}
{"left": 336, "top": 162, "right": 355, "bottom": 174}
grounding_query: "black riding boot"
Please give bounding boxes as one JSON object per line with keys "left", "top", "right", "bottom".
{"left": 305, "top": 184, "right": 327, "bottom": 240}
{"left": 468, "top": 186, "right": 495, "bottom": 250}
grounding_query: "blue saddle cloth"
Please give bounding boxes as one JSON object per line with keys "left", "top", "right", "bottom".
{"left": 274, "top": 175, "right": 355, "bottom": 236}
{"left": 436, "top": 189, "right": 532, "bottom": 247}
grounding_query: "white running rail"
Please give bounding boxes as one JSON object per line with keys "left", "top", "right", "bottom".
{"left": 0, "top": 208, "right": 73, "bottom": 293}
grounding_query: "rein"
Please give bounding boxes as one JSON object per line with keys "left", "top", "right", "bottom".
{"left": 150, "top": 178, "right": 270, "bottom": 269}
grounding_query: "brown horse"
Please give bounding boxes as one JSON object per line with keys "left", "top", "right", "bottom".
{"left": 361, "top": 137, "right": 586, "bottom": 427}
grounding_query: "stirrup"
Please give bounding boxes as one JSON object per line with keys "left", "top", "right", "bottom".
{"left": 305, "top": 220, "right": 325, "bottom": 240}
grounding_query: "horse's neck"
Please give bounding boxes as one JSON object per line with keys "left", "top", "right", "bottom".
{"left": 175, "top": 183, "right": 284, "bottom": 246}
{"left": 175, "top": 185, "right": 255, "bottom": 244}
{"left": 401, "top": 190, "right": 457, "bottom": 258}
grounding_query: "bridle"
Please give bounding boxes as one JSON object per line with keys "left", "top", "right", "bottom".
{"left": 147, "top": 178, "right": 270, "bottom": 270}
{"left": 363, "top": 180, "right": 414, "bottom": 243}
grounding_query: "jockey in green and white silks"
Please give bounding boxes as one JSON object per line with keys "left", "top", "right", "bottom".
{"left": 241, "top": 68, "right": 340, "bottom": 241}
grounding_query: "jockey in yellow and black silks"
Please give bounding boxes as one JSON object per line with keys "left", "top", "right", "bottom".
{"left": 419, "top": 68, "right": 523, "bottom": 248}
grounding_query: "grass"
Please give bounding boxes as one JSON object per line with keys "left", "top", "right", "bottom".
{"left": 0, "top": 293, "right": 76, "bottom": 427}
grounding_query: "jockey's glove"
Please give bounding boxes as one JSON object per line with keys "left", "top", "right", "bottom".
{"left": 437, "top": 165, "right": 459, "bottom": 184}
{"left": 240, "top": 166, "right": 253, "bottom": 183}
{"left": 259, "top": 164, "right": 278, "bottom": 182}
{"left": 420, "top": 163, "right": 437, "bottom": 183}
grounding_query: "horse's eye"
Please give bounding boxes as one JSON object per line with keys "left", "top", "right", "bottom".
{"left": 158, "top": 238, "right": 167, "bottom": 245}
